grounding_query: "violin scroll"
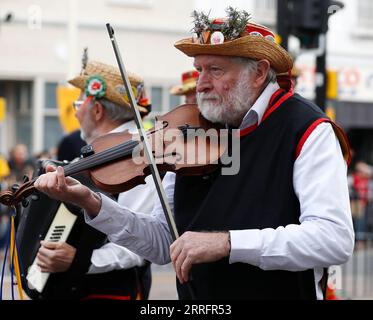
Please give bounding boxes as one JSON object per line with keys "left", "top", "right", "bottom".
{"left": 0, "top": 180, "right": 37, "bottom": 207}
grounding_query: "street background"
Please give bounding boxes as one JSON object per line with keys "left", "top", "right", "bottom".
{"left": 1, "top": 0, "right": 373, "bottom": 301}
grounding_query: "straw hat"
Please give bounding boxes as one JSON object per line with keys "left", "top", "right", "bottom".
{"left": 291, "top": 65, "right": 301, "bottom": 78}
{"left": 174, "top": 10, "right": 293, "bottom": 73}
{"left": 277, "top": 65, "right": 301, "bottom": 78}
{"left": 68, "top": 60, "right": 150, "bottom": 114}
{"left": 170, "top": 70, "right": 199, "bottom": 95}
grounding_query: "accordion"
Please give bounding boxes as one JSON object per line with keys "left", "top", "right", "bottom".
{"left": 16, "top": 160, "right": 107, "bottom": 299}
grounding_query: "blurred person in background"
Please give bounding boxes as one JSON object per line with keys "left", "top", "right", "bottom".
{"left": 350, "top": 161, "right": 372, "bottom": 249}
{"left": 7, "top": 143, "right": 35, "bottom": 185}
{"left": 57, "top": 129, "right": 86, "bottom": 163}
{"left": 0, "top": 154, "right": 10, "bottom": 259}
{"left": 170, "top": 70, "right": 199, "bottom": 104}
{"left": 0, "top": 154, "right": 10, "bottom": 186}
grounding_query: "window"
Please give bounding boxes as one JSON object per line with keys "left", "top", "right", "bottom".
{"left": 17, "top": 114, "right": 32, "bottom": 151}
{"left": 45, "top": 82, "right": 58, "bottom": 109}
{"left": 150, "top": 87, "right": 163, "bottom": 112}
{"left": 169, "top": 94, "right": 181, "bottom": 109}
{"left": 11, "top": 81, "right": 32, "bottom": 150}
{"left": 43, "top": 116, "right": 64, "bottom": 151}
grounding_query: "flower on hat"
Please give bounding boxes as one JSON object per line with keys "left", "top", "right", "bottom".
{"left": 85, "top": 75, "right": 107, "bottom": 99}
{"left": 191, "top": 7, "right": 251, "bottom": 44}
{"left": 69, "top": 61, "right": 149, "bottom": 113}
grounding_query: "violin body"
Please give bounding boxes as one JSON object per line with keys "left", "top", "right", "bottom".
{"left": 89, "top": 104, "right": 227, "bottom": 193}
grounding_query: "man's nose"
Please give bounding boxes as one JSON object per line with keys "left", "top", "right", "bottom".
{"left": 196, "top": 72, "right": 212, "bottom": 93}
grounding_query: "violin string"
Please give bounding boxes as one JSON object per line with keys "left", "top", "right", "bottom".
{"left": 7, "top": 126, "right": 177, "bottom": 201}
{"left": 63, "top": 126, "right": 178, "bottom": 176}
{"left": 64, "top": 139, "right": 140, "bottom": 176}
{"left": 63, "top": 126, "right": 167, "bottom": 176}
{"left": 63, "top": 130, "right": 192, "bottom": 177}
{"left": 16, "top": 127, "right": 181, "bottom": 191}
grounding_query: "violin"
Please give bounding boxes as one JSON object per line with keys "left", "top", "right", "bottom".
{"left": 0, "top": 104, "right": 227, "bottom": 207}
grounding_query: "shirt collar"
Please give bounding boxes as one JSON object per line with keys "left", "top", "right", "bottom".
{"left": 239, "top": 82, "right": 280, "bottom": 129}
{"left": 109, "top": 120, "right": 137, "bottom": 134}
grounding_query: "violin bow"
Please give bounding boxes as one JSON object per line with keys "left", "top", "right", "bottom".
{"left": 106, "top": 23, "right": 178, "bottom": 241}
{"left": 106, "top": 24, "right": 196, "bottom": 299}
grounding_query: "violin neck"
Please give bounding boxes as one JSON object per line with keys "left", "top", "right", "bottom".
{"left": 63, "top": 140, "right": 139, "bottom": 177}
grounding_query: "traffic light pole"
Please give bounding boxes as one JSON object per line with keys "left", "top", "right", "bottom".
{"left": 315, "top": 34, "right": 327, "bottom": 111}
{"left": 276, "top": 0, "right": 343, "bottom": 112}
{"left": 276, "top": 0, "right": 289, "bottom": 50}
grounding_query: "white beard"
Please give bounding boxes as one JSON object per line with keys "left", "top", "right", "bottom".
{"left": 80, "top": 117, "right": 97, "bottom": 144}
{"left": 80, "top": 129, "right": 88, "bottom": 142}
{"left": 197, "top": 71, "right": 256, "bottom": 127}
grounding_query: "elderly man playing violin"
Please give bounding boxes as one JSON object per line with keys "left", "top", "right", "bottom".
{"left": 33, "top": 60, "right": 155, "bottom": 300}
{"left": 35, "top": 8, "right": 354, "bottom": 300}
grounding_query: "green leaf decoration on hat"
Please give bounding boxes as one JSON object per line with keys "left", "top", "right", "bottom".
{"left": 191, "top": 10, "right": 211, "bottom": 35}
{"left": 191, "top": 7, "right": 251, "bottom": 42}
{"left": 85, "top": 75, "right": 106, "bottom": 99}
{"left": 222, "top": 7, "right": 251, "bottom": 40}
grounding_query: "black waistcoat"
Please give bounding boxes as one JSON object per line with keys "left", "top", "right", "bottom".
{"left": 174, "top": 92, "right": 329, "bottom": 300}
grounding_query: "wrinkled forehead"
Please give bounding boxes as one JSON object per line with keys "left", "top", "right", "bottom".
{"left": 193, "top": 55, "right": 234, "bottom": 67}
{"left": 193, "top": 56, "right": 251, "bottom": 80}
{"left": 193, "top": 55, "right": 249, "bottom": 71}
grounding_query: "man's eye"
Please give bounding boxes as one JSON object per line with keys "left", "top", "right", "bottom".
{"left": 210, "top": 68, "right": 224, "bottom": 78}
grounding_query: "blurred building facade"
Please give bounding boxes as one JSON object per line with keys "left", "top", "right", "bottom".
{"left": 0, "top": 0, "right": 195, "bottom": 155}
{"left": 292, "top": 0, "right": 373, "bottom": 165}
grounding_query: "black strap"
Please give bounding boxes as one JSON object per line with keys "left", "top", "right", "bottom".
{"left": 320, "top": 267, "right": 329, "bottom": 300}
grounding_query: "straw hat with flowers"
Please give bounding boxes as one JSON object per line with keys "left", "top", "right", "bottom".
{"left": 174, "top": 7, "right": 293, "bottom": 74}
{"left": 170, "top": 70, "right": 199, "bottom": 96}
{"left": 68, "top": 60, "right": 151, "bottom": 114}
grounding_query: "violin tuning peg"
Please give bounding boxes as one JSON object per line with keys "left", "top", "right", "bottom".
{"left": 22, "top": 198, "right": 30, "bottom": 208}
{"left": 80, "top": 145, "right": 95, "bottom": 158}
{"left": 23, "top": 175, "right": 30, "bottom": 183}
{"left": 11, "top": 184, "right": 20, "bottom": 193}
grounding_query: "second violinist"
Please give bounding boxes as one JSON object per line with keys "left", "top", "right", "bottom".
{"left": 26, "top": 59, "right": 155, "bottom": 300}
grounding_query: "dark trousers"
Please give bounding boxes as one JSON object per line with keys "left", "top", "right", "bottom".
{"left": 79, "top": 268, "right": 142, "bottom": 300}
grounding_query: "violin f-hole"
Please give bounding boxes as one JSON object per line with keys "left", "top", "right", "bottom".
{"left": 178, "top": 124, "right": 203, "bottom": 139}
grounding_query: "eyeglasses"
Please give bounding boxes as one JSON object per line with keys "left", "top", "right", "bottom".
{"left": 73, "top": 98, "right": 92, "bottom": 111}
{"left": 73, "top": 100, "right": 84, "bottom": 110}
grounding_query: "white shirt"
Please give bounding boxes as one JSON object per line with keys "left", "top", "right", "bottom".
{"left": 88, "top": 121, "right": 157, "bottom": 273}
{"left": 85, "top": 84, "right": 355, "bottom": 299}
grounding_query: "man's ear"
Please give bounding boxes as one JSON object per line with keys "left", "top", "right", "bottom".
{"left": 93, "top": 101, "right": 105, "bottom": 121}
{"left": 254, "top": 59, "right": 271, "bottom": 88}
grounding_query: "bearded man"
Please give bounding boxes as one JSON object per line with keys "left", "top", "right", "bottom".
{"left": 34, "top": 9, "right": 354, "bottom": 300}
